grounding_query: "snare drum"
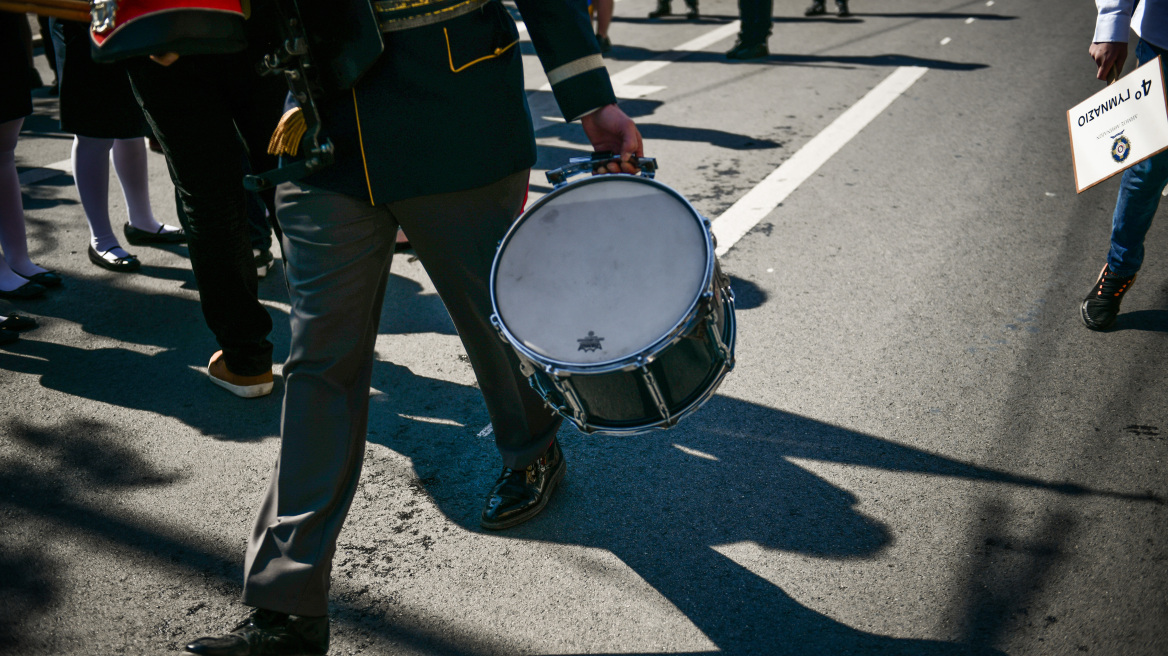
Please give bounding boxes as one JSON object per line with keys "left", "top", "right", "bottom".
{"left": 490, "top": 169, "right": 736, "bottom": 435}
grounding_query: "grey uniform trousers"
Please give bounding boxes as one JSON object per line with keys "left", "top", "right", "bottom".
{"left": 242, "top": 170, "right": 561, "bottom": 616}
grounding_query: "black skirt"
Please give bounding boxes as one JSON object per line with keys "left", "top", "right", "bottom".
{"left": 50, "top": 19, "right": 150, "bottom": 139}
{"left": 0, "top": 14, "right": 33, "bottom": 124}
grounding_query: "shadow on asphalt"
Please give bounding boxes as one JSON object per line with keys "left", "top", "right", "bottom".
{"left": 2, "top": 247, "right": 1159, "bottom": 653}
{"left": 0, "top": 349, "right": 1157, "bottom": 654}
{"left": 595, "top": 45, "right": 988, "bottom": 72}
{"left": 0, "top": 418, "right": 185, "bottom": 652}
{"left": 1111, "top": 308, "right": 1168, "bottom": 332}
{"left": 355, "top": 359, "right": 1154, "bottom": 655}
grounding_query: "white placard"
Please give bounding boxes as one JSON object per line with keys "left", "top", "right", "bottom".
{"left": 1068, "top": 56, "right": 1168, "bottom": 193}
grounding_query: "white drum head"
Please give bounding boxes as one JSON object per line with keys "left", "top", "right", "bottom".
{"left": 494, "top": 177, "right": 710, "bottom": 366}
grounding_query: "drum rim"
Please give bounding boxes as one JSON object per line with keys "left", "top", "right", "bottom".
{"left": 490, "top": 174, "right": 715, "bottom": 375}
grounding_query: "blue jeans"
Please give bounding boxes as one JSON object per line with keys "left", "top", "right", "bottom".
{"left": 1108, "top": 38, "right": 1167, "bottom": 276}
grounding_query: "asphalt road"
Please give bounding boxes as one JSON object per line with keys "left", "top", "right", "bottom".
{"left": 2, "top": 0, "right": 1165, "bottom": 654}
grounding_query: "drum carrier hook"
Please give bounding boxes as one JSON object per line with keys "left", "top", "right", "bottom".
{"left": 545, "top": 152, "right": 657, "bottom": 188}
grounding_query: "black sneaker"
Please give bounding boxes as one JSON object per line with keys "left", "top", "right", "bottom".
{"left": 185, "top": 608, "right": 328, "bottom": 655}
{"left": 684, "top": 0, "right": 699, "bottom": 19}
{"left": 836, "top": 0, "right": 851, "bottom": 16}
{"left": 647, "top": 0, "right": 671, "bottom": 18}
{"left": 1081, "top": 263, "right": 1136, "bottom": 331}
{"left": 805, "top": 0, "right": 826, "bottom": 16}
{"left": 726, "top": 39, "right": 769, "bottom": 60}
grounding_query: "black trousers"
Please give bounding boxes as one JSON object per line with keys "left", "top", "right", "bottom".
{"left": 737, "top": 0, "right": 773, "bottom": 45}
{"left": 127, "top": 54, "right": 285, "bottom": 375}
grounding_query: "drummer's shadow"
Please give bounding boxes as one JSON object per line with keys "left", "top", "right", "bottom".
{"left": 364, "top": 363, "right": 1095, "bottom": 654}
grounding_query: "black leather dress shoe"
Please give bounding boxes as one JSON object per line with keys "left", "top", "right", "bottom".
{"left": 0, "top": 314, "right": 38, "bottom": 331}
{"left": 481, "top": 437, "right": 566, "bottom": 530}
{"left": 124, "top": 223, "right": 186, "bottom": 245}
{"left": 185, "top": 608, "right": 329, "bottom": 656}
{"left": 0, "top": 280, "right": 46, "bottom": 300}
{"left": 88, "top": 245, "right": 141, "bottom": 272}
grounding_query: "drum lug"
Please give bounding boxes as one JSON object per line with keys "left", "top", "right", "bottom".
{"left": 552, "top": 371, "right": 591, "bottom": 432}
{"left": 639, "top": 367, "right": 675, "bottom": 428}
{"left": 489, "top": 313, "right": 509, "bottom": 343}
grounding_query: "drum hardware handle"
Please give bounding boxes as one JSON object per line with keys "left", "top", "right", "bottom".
{"left": 639, "top": 368, "right": 675, "bottom": 428}
{"left": 545, "top": 153, "right": 658, "bottom": 187}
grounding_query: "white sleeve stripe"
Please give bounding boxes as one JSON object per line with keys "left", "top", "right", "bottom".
{"left": 546, "top": 54, "right": 606, "bottom": 86}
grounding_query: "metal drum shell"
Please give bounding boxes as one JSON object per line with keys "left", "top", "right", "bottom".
{"left": 531, "top": 279, "right": 736, "bottom": 435}
{"left": 489, "top": 173, "right": 738, "bottom": 435}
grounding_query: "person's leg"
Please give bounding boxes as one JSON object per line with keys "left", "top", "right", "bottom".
{"left": 128, "top": 57, "right": 273, "bottom": 376}
{"left": 0, "top": 121, "right": 36, "bottom": 293}
{"left": 1082, "top": 38, "right": 1165, "bottom": 330}
{"left": 595, "top": 0, "right": 614, "bottom": 46}
{"left": 242, "top": 181, "right": 396, "bottom": 617}
{"left": 391, "top": 171, "right": 562, "bottom": 468}
{"left": 1107, "top": 149, "right": 1168, "bottom": 277}
{"left": 72, "top": 135, "right": 131, "bottom": 255}
{"left": 1107, "top": 39, "right": 1167, "bottom": 276}
{"left": 0, "top": 118, "right": 50, "bottom": 282}
{"left": 36, "top": 16, "right": 56, "bottom": 90}
{"left": 728, "top": 0, "right": 772, "bottom": 58}
{"left": 110, "top": 137, "right": 179, "bottom": 235}
{"left": 738, "top": 0, "right": 773, "bottom": 44}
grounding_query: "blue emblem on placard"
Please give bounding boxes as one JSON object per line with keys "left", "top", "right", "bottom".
{"left": 1111, "top": 132, "right": 1131, "bottom": 163}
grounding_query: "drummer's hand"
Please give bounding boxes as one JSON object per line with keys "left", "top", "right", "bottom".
{"left": 150, "top": 52, "right": 180, "bottom": 67}
{"left": 581, "top": 103, "right": 643, "bottom": 174}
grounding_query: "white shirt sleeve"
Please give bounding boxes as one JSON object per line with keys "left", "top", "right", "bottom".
{"left": 1094, "top": 0, "right": 1136, "bottom": 43}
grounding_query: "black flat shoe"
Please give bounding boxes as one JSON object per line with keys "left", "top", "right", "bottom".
{"left": 124, "top": 223, "right": 186, "bottom": 245}
{"left": 0, "top": 314, "right": 38, "bottom": 331}
{"left": 481, "top": 437, "right": 566, "bottom": 530}
{"left": 18, "top": 270, "right": 63, "bottom": 288}
{"left": 185, "top": 608, "right": 329, "bottom": 656}
{"left": 0, "top": 281, "right": 47, "bottom": 300}
{"left": 88, "top": 245, "right": 141, "bottom": 272}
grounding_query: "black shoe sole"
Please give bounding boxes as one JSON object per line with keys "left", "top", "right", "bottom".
{"left": 1080, "top": 301, "right": 1117, "bottom": 331}
{"left": 124, "top": 224, "right": 187, "bottom": 245}
{"left": 0, "top": 281, "right": 47, "bottom": 300}
{"left": 479, "top": 460, "right": 566, "bottom": 530}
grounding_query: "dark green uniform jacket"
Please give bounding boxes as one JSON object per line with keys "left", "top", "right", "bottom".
{"left": 303, "top": 0, "right": 616, "bottom": 205}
